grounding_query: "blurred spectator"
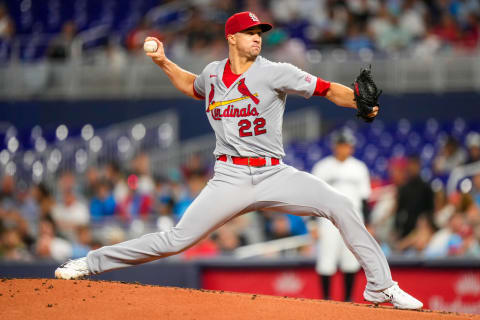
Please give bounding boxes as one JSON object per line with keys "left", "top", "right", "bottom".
{"left": 267, "top": 214, "right": 291, "bottom": 239}
{"left": 448, "top": 0, "right": 480, "bottom": 25}
{"left": 472, "top": 173, "right": 480, "bottom": 208}
{"left": 0, "top": 208, "right": 33, "bottom": 249}
{"left": 426, "top": 189, "right": 479, "bottom": 259}
{"left": 399, "top": 0, "right": 427, "bottom": 40}
{"left": 433, "top": 135, "right": 467, "bottom": 175}
{"left": 271, "top": 36, "right": 308, "bottom": 69}
{"left": 395, "top": 214, "right": 437, "bottom": 256}
{"left": 71, "top": 225, "right": 93, "bottom": 259}
{"left": 370, "top": 157, "right": 408, "bottom": 244}
{"left": 51, "top": 172, "right": 89, "bottom": 240}
{"left": 269, "top": 0, "right": 304, "bottom": 25}
{"left": 424, "top": 211, "right": 476, "bottom": 258}
{"left": 89, "top": 179, "right": 116, "bottom": 223}
{"left": 104, "top": 161, "right": 129, "bottom": 205}
{"left": 367, "top": 2, "right": 393, "bottom": 46}
{"left": 183, "top": 235, "right": 218, "bottom": 260}
{"left": 465, "top": 132, "right": 480, "bottom": 164}
{"left": 344, "top": 22, "right": 375, "bottom": 52}
{"left": 318, "top": 3, "right": 349, "bottom": 47}
{"left": 394, "top": 155, "right": 434, "bottom": 240}
{"left": 457, "top": 192, "right": 480, "bottom": 225}
{"left": 31, "top": 183, "right": 55, "bottom": 220}
{"left": 57, "top": 171, "right": 77, "bottom": 194}
{"left": 16, "top": 182, "right": 39, "bottom": 238}
{"left": 432, "top": 13, "right": 461, "bottom": 47}
{"left": 84, "top": 166, "right": 100, "bottom": 199}
{"left": 433, "top": 186, "right": 455, "bottom": 228}
{"left": 2, "top": 178, "right": 38, "bottom": 232}
{"left": 213, "top": 224, "right": 245, "bottom": 255}
{"left": 412, "top": 26, "right": 442, "bottom": 58}
{"left": 0, "top": 225, "right": 32, "bottom": 261}
{"left": 457, "top": 12, "right": 480, "bottom": 50}
{"left": 226, "top": 212, "right": 264, "bottom": 245}
{"left": 35, "top": 217, "right": 72, "bottom": 262}
{"left": 153, "top": 176, "right": 173, "bottom": 210}
{"left": 183, "top": 8, "right": 218, "bottom": 53}
{"left": 0, "top": 174, "right": 15, "bottom": 210}
{"left": 377, "top": 14, "right": 411, "bottom": 52}
{"left": 471, "top": 222, "right": 480, "bottom": 256}
{"left": 264, "top": 213, "right": 308, "bottom": 240}
{"left": 116, "top": 155, "right": 156, "bottom": 222}
{"left": 347, "top": 0, "right": 380, "bottom": 26}
{"left": 153, "top": 176, "right": 176, "bottom": 231}
{"left": 46, "top": 21, "right": 77, "bottom": 61}
{"left": 174, "top": 171, "right": 208, "bottom": 219}
{"left": 181, "top": 152, "right": 209, "bottom": 180}
{"left": 132, "top": 153, "right": 155, "bottom": 195}
{"left": 99, "top": 224, "right": 127, "bottom": 246}
{"left": 116, "top": 182, "right": 153, "bottom": 222}
{"left": 0, "top": 2, "right": 15, "bottom": 40}
{"left": 51, "top": 187, "right": 89, "bottom": 239}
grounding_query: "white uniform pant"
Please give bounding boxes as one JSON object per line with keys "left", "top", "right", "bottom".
{"left": 87, "top": 160, "right": 393, "bottom": 291}
{"left": 316, "top": 218, "right": 361, "bottom": 276}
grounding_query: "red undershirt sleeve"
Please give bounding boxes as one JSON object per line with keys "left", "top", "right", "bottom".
{"left": 313, "top": 77, "right": 331, "bottom": 97}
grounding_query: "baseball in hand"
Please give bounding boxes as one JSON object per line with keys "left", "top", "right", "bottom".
{"left": 143, "top": 40, "right": 158, "bottom": 53}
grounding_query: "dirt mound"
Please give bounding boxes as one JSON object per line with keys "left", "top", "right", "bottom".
{"left": 1, "top": 278, "right": 478, "bottom": 320}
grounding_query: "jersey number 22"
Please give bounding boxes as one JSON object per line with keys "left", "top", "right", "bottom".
{"left": 238, "top": 118, "right": 267, "bottom": 137}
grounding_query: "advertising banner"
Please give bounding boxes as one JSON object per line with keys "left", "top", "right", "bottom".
{"left": 202, "top": 268, "right": 480, "bottom": 314}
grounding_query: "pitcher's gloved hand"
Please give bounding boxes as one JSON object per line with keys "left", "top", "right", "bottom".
{"left": 353, "top": 65, "right": 382, "bottom": 123}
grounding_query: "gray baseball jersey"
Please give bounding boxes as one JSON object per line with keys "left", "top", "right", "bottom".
{"left": 194, "top": 56, "right": 316, "bottom": 159}
{"left": 86, "top": 56, "right": 394, "bottom": 293}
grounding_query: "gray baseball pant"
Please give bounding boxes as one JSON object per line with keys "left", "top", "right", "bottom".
{"left": 87, "top": 160, "right": 394, "bottom": 291}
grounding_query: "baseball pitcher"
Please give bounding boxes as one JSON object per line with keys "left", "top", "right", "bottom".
{"left": 55, "top": 11, "right": 422, "bottom": 310}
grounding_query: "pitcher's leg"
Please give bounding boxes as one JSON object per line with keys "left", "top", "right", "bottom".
{"left": 257, "top": 166, "right": 393, "bottom": 291}
{"left": 88, "top": 176, "right": 254, "bottom": 274}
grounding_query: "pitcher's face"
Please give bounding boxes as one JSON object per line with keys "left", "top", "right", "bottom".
{"left": 230, "top": 26, "right": 263, "bottom": 59}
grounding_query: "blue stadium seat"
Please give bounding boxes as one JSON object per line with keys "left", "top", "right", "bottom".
{"left": 284, "top": 118, "right": 478, "bottom": 184}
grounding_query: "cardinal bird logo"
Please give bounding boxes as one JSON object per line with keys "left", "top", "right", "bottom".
{"left": 206, "top": 83, "right": 215, "bottom": 112}
{"left": 237, "top": 78, "right": 259, "bottom": 105}
{"left": 207, "top": 79, "right": 260, "bottom": 112}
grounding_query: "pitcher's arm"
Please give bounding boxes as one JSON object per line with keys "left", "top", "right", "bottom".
{"left": 145, "top": 37, "right": 202, "bottom": 100}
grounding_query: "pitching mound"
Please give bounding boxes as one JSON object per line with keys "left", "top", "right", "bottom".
{"left": 1, "top": 278, "right": 479, "bottom": 320}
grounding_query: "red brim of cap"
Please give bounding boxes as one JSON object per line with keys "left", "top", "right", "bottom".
{"left": 226, "top": 22, "right": 273, "bottom": 38}
{"left": 251, "top": 23, "right": 273, "bottom": 33}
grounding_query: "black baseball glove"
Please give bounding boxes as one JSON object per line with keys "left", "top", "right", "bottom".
{"left": 353, "top": 65, "right": 382, "bottom": 123}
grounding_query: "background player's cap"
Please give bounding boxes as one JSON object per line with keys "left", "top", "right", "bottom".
{"left": 225, "top": 12, "right": 272, "bottom": 39}
{"left": 332, "top": 128, "right": 356, "bottom": 145}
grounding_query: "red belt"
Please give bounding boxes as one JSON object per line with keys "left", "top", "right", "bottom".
{"left": 217, "top": 155, "right": 280, "bottom": 167}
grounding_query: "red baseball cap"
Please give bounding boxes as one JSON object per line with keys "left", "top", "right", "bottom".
{"left": 225, "top": 12, "right": 272, "bottom": 38}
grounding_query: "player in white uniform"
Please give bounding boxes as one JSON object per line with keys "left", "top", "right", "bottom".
{"left": 55, "top": 11, "right": 422, "bottom": 310}
{"left": 312, "top": 129, "right": 370, "bottom": 302}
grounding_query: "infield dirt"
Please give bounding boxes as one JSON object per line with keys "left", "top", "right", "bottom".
{"left": 1, "top": 278, "right": 479, "bottom": 320}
